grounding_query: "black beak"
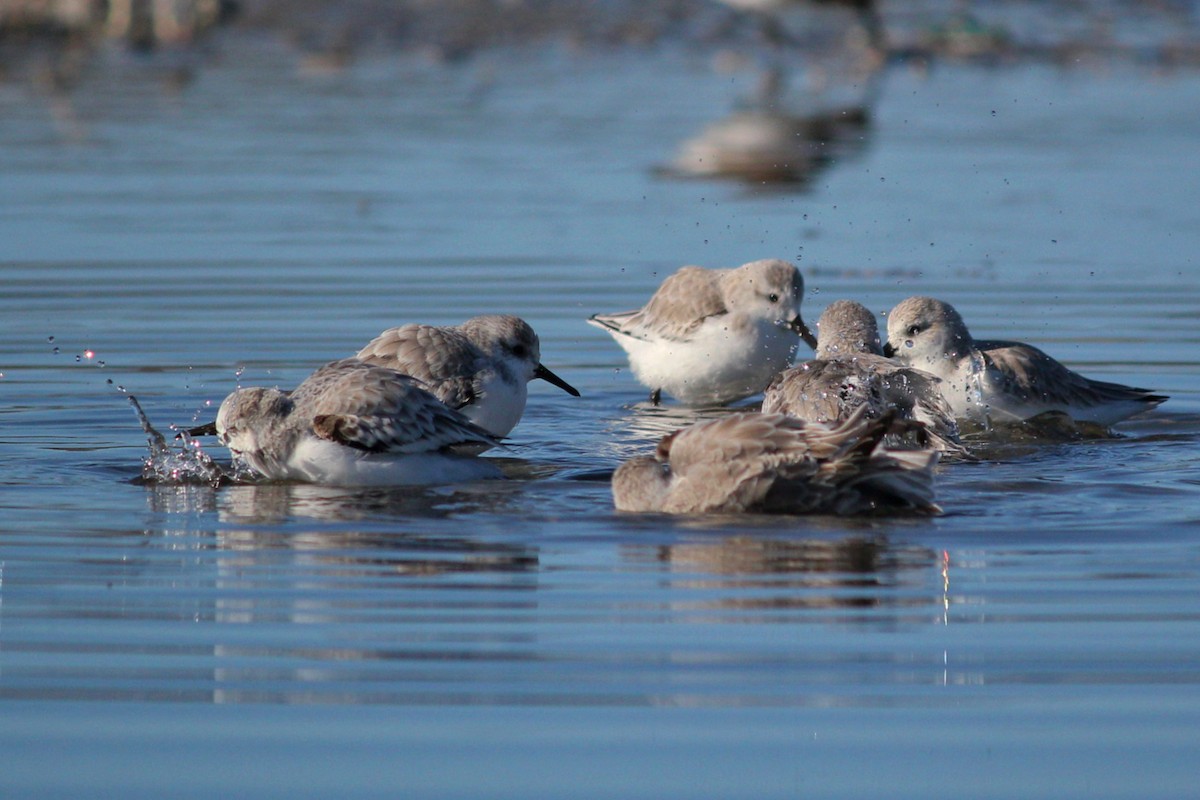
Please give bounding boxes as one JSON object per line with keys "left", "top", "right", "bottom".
{"left": 534, "top": 363, "right": 581, "bottom": 397}
{"left": 178, "top": 420, "right": 218, "bottom": 439}
{"left": 789, "top": 315, "right": 819, "bottom": 350}
{"left": 882, "top": 342, "right": 896, "bottom": 358}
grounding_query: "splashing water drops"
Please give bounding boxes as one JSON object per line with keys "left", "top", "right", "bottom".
{"left": 126, "top": 392, "right": 228, "bottom": 487}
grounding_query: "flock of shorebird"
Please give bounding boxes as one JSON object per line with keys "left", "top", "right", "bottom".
{"left": 194, "top": 258, "right": 1166, "bottom": 516}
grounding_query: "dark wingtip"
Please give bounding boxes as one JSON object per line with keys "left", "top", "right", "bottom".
{"left": 586, "top": 313, "right": 620, "bottom": 333}
{"left": 535, "top": 363, "right": 581, "bottom": 397}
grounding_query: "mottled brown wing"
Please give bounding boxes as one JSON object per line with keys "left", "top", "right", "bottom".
{"left": 590, "top": 266, "right": 727, "bottom": 342}
{"left": 355, "top": 324, "right": 481, "bottom": 410}
{"left": 979, "top": 340, "right": 1157, "bottom": 408}
{"left": 874, "top": 361, "right": 967, "bottom": 455}
{"left": 661, "top": 411, "right": 861, "bottom": 513}
{"left": 295, "top": 359, "right": 497, "bottom": 453}
{"left": 762, "top": 360, "right": 887, "bottom": 423}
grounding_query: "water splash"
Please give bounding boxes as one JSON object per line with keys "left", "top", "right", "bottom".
{"left": 126, "top": 391, "right": 228, "bottom": 487}
{"left": 965, "top": 351, "right": 991, "bottom": 431}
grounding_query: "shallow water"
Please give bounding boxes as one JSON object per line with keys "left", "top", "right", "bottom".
{"left": 2, "top": 32, "right": 1200, "bottom": 798}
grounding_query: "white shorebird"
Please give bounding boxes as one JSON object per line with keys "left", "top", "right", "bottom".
{"left": 883, "top": 296, "right": 1168, "bottom": 427}
{"left": 588, "top": 258, "right": 818, "bottom": 406}
{"left": 763, "top": 299, "right": 967, "bottom": 456}
{"left": 214, "top": 358, "right": 502, "bottom": 486}
{"left": 611, "top": 406, "right": 940, "bottom": 515}
{"left": 355, "top": 314, "right": 579, "bottom": 439}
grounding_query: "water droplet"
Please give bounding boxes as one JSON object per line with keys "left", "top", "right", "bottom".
{"left": 48, "top": 336, "right": 55, "bottom": 343}
{"left": 905, "top": 340, "right": 914, "bottom": 349}
{"left": 106, "top": 378, "right": 113, "bottom": 385}
{"left": 52, "top": 347, "right": 60, "bottom": 355}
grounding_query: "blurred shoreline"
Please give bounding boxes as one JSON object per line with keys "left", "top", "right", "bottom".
{"left": 3, "top": 0, "right": 1200, "bottom": 78}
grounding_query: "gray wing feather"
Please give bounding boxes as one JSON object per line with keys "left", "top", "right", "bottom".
{"left": 295, "top": 359, "right": 498, "bottom": 453}
{"left": 355, "top": 325, "right": 482, "bottom": 410}
{"left": 979, "top": 340, "right": 1163, "bottom": 409}
{"left": 762, "top": 360, "right": 887, "bottom": 423}
{"left": 661, "top": 411, "right": 864, "bottom": 512}
{"left": 765, "top": 355, "right": 968, "bottom": 457}
{"left": 590, "top": 266, "right": 727, "bottom": 342}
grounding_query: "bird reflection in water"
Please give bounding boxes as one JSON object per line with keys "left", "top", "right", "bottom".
{"left": 215, "top": 525, "right": 538, "bottom": 579}
{"left": 212, "top": 481, "right": 526, "bottom": 524}
{"left": 207, "top": 521, "right": 538, "bottom": 705}
{"left": 628, "top": 534, "right": 936, "bottom": 615}
{"left": 608, "top": 400, "right": 748, "bottom": 448}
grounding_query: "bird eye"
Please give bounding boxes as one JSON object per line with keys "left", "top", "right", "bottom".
{"left": 510, "top": 344, "right": 528, "bottom": 358}
{"left": 768, "top": 293, "right": 780, "bottom": 303}
{"left": 906, "top": 324, "right": 921, "bottom": 336}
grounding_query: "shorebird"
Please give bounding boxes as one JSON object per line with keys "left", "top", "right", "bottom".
{"left": 611, "top": 406, "right": 940, "bottom": 515}
{"left": 883, "top": 296, "right": 1167, "bottom": 427}
{"left": 763, "top": 299, "right": 968, "bottom": 456}
{"left": 213, "top": 358, "right": 502, "bottom": 486}
{"left": 588, "top": 258, "right": 817, "bottom": 406}
{"left": 355, "top": 314, "right": 579, "bottom": 439}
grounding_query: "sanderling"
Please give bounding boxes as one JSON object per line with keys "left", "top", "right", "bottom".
{"left": 763, "top": 299, "right": 967, "bottom": 456}
{"left": 588, "top": 258, "right": 817, "bottom": 406}
{"left": 214, "top": 358, "right": 502, "bottom": 486}
{"left": 662, "top": 108, "right": 869, "bottom": 186}
{"left": 355, "top": 314, "right": 579, "bottom": 439}
{"left": 611, "top": 406, "right": 940, "bottom": 515}
{"left": 883, "top": 296, "right": 1168, "bottom": 427}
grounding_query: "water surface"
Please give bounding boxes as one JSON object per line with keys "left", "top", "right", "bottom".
{"left": 2, "top": 33, "right": 1199, "bottom": 798}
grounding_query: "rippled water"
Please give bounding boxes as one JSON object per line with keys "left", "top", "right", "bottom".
{"left": 3, "top": 33, "right": 1200, "bottom": 798}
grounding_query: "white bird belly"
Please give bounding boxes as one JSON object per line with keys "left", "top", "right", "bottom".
{"left": 624, "top": 319, "right": 797, "bottom": 406}
{"left": 286, "top": 438, "right": 502, "bottom": 487}
{"left": 464, "top": 372, "right": 528, "bottom": 439}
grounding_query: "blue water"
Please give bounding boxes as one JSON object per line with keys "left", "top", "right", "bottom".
{"left": 2, "top": 29, "right": 1200, "bottom": 798}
